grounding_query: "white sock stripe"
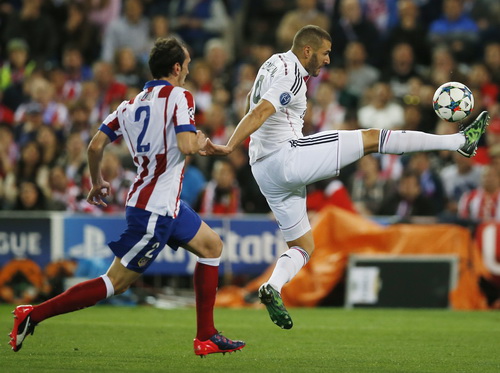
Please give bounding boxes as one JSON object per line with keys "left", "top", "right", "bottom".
{"left": 197, "top": 257, "right": 221, "bottom": 266}
{"left": 290, "top": 246, "right": 310, "bottom": 265}
{"left": 100, "top": 274, "right": 114, "bottom": 298}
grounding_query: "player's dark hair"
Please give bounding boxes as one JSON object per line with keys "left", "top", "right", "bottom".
{"left": 149, "top": 37, "right": 186, "bottom": 79}
{"left": 292, "top": 25, "right": 331, "bottom": 51}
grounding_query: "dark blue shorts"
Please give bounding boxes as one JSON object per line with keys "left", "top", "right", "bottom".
{"left": 108, "top": 201, "right": 202, "bottom": 273}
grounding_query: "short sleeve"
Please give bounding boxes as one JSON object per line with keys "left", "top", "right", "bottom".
{"left": 174, "top": 89, "right": 197, "bottom": 134}
{"left": 261, "top": 66, "right": 302, "bottom": 111}
{"left": 99, "top": 110, "right": 122, "bottom": 142}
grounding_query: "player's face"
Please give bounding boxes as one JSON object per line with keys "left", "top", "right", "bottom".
{"left": 306, "top": 39, "right": 331, "bottom": 77}
{"left": 179, "top": 47, "right": 191, "bottom": 86}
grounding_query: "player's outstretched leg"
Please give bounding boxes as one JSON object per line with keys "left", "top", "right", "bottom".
{"left": 258, "top": 283, "right": 293, "bottom": 329}
{"left": 458, "top": 111, "right": 490, "bottom": 158}
{"left": 193, "top": 333, "right": 245, "bottom": 357}
{"left": 9, "top": 305, "right": 37, "bottom": 352}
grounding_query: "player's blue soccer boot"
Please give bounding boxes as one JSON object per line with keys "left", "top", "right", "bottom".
{"left": 458, "top": 111, "right": 490, "bottom": 158}
{"left": 9, "top": 305, "right": 37, "bottom": 352}
{"left": 258, "top": 283, "right": 293, "bottom": 329}
{"left": 193, "top": 333, "right": 245, "bottom": 357}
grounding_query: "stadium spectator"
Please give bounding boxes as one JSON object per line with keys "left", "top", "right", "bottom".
{"left": 0, "top": 38, "right": 35, "bottom": 93}
{"left": 381, "top": 43, "right": 423, "bottom": 100}
{"left": 180, "top": 156, "right": 206, "bottom": 208}
{"left": 58, "top": 1, "right": 100, "bottom": 65}
{"left": 330, "top": 0, "right": 380, "bottom": 66}
{"left": 2, "top": 140, "right": 49, "bottom": 207}
{"left": 408, "top": 152, "right": 447, "bottom": 214}
{"left": 232, "top": 62, "right": 257, "bottom": 121}
{"left": 14, "top": 77, "right": 69, "bottom": 133}
{"left": 12, "top": 180, "right": 48, "bottom": 210}
{"left": 383, "top": 0, "right": 431, "bottom": 66}
{"left": 113, "top": 47, "right": 147, "bottom": 89}
{"left": 484, "top": 42, "right": 500, "bottom": 85}
{"left": 59, "top": 45, "right": 93, "bottom": 104}
{"left": 362, "top": 0, "right": 399, "bottom": 37}
{"left": 349, "top": 154, "right": 394, "bottom": 216}
{"left": 427, "top": 45, "right": 467, "bottom": 87}
{"left": 276, "top": 0, "right": 330, "bottom": 51}
{"left": 468, "top": 63, "right": 500, "bottom": 110}
{"left": 306, "top": 178, "right": 357, "bottom": 214}
{"left": 61, "top": 132, "right": 87, "bottom": 188}
{"left": 377, "top": 169, "right": 437, "bottom": 219}
{"left": 2, "top": 0, "right": 57, "bottom": 65}
{"left": 100, "top": 0, "right": 149, "bottom": 64}
{"left": 35, "top": 125, "right": 61, "bottom": 168}
{"left": 168, "top": 0, "right": 230, "bottom": 58}
{"left": 440, "top": 151, "right": 483, "bottom": 214}
{"left": 358, "top": 82, "right": 405, "bottom": 130}
{"left": 48, "top": 165, "right": 79, "bottom": 211}
{"left": 86, "top": 0, "right": 121, "bottom": 36}
{"left": 310, "top": 80, "right": 346, "bottom": 131}
{"left": 326, "top": 66, "right": 358, "bottom": 111}
{"left": 199, "top": 159, "right": 241, "bottom": 214}
{"left": 428, "top": 0, "right": 480, "bottom": 63}
{"left": 13, "top": 102, "right": 44, "bottom": 147}
{"left": 91, "top": 61, "right": 127, "bottom": 122}
{"left": 67, "top": 100, "right": 93, "bottom": 142}
{"left": 188, "top": 59, "right": 214, "bottom": 116}
{"left": 8, "top": 37, "right": 245, "bottom": 356}
{"left": 458, "top": 165, "right": 500, "bottom": 222}
{"left": 343, "top": 41, "right": 380, "bottom": 101}
{"left": 228, "top": 144, "right": 270, "bottom": 213}
{"left": 0, "top": 38, "right": 35, "bottom": 112}
{"left": 204, "top": 38, "right": 233, "bottom": 93}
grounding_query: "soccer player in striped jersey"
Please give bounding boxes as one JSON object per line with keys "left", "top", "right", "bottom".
{"left": 202, "top": 25, "right": 490, "bottom": 329}
{"left": 9, "top": 37, "right": 244, "bottom": 357}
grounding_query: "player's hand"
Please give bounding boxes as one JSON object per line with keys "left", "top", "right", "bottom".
{"left": 199, "top": 138, "right": 231, "bottom": 156}
{"left": 86, "top": 180, "right": 111, "bottom": 207}
{"left": 196, "top": 130, "right": 208, "bottom": 150}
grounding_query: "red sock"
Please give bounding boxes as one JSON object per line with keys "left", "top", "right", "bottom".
{"left": 30, "top": 277, "right": 108, "bottom": 323}
{"left": 194, "top": 262, "right": 219, "bottom": 341}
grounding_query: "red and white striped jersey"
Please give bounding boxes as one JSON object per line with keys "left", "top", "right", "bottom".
{"left": 458, "top": 188, "right": 500, "bottom": 221}
{"left": 99, "top": 80, "right": 196, "bottom": 217}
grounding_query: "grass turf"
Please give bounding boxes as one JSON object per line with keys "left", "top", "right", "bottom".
{"left": 1, "top": 304, "right": 499, "bottom": 373}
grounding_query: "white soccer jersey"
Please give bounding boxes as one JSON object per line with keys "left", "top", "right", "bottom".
{"left": 248, "top": 50, "right": 309, "bottom": 164}
{"left": 99, "top": 80, "right": 196, "bottom": 217}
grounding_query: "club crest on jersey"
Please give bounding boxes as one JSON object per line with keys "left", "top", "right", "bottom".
{"left": 280, "top": 92, "right": 292, "bottom": 106}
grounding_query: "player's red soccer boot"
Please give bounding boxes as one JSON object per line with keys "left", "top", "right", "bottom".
{"left": 193, "top": 333, "right": 245, "bottom": 357}
{"left": 9, "top": 305, "right": 37, "bottom": 352}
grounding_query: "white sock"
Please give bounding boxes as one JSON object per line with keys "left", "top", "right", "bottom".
{"left": 100, "top": 274, "right": 115, "bottom": 298}
{"left": 197, "top": 257, "right": 221, "bottom": 266}
{"left": 379, "top": 129, "right": 465, "bottom": 154}
{"left": 268, "top": 247, "right": 310, "bottom": 293}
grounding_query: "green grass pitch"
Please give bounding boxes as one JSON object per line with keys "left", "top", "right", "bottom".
{"left": 1, "top": 304, "right": 499, "bottom": 373}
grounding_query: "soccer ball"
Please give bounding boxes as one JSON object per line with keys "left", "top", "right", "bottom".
{"left": 432, "top": 81, "right": 474, "bottom": 122}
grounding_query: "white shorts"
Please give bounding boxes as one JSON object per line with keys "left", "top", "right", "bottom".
{"left": 251, "top": 130, "right": 363, "bottom": 241}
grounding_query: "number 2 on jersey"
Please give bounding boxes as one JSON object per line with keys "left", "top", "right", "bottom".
{"left": 136, "top": 106, "right": 151, "bottom": 153}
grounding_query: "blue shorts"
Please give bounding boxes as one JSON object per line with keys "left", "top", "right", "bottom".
{"left": 108, "top": 201, "right": 202, "bottom": 273}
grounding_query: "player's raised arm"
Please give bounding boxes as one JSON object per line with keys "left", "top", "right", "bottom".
{"left": 201, "top": 98, "right": 275, "bottom": 156}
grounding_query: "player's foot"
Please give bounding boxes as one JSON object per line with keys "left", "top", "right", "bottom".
{"left": 193, "top": 333, "right": 245, "bottom": 357}
{"left": 458, "top": 111, "right": 490, "bottom": 158}
{"left": 9, "top": 305, "right": 37, "bottom": 352}
{"left": 258, "top": 283, "right": 293, "bottom": 329}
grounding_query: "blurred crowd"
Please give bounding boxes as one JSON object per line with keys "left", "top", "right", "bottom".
{"left": 1, "top": 0, "right": 500, "bottom": 228}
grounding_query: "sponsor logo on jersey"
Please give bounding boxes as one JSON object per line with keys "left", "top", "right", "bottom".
{"left": 280, "top": 92, "right": 292, "bottom": 106}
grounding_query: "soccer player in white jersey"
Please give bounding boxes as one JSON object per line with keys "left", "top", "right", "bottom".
{"left": 202, "top": 25, "right": 490, "bottom": 329}
{"left": 9, "top": 37, "right": 245, "bottom": 357}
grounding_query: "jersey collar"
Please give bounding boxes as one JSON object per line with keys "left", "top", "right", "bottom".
{"left": 143, "top": 79, "right": 172, "bottom": 89}
{"left": 285, "top": 50, "right": 309, "bottom": 78}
